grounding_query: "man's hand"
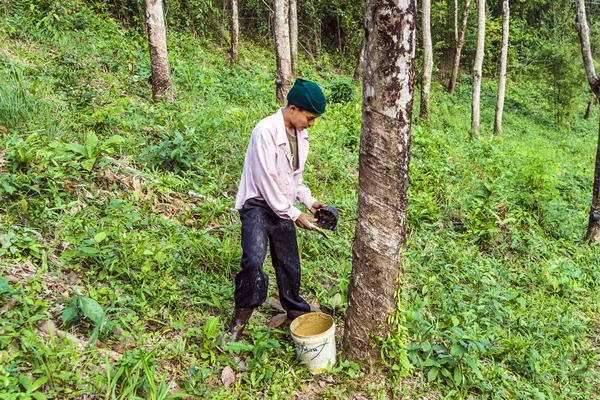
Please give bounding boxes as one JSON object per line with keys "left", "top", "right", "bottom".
{"left": 309, "top": 201, "right": 328, "bottom": 215}
{"left": 295, "top": 212, "right": 317, "bottom": 230}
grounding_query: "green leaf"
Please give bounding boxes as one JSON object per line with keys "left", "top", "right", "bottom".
{"left": 79, "top": 246, "right": 99, "bottom": 255}
{"left": 85, "top": 131, "right": 99, "bottom": 158}
{"left": 330, "top": 293, "right": 342, "bottom": 309}
{"left": 453, "top": 366, "right": 463, "bottom": 386}
{"left": 203, "top": 316, "right": 219, "bottom": 338}
{"left": 427, "top": 367, "right": 439, "bottom": 382}
{"left": 78, "top": 296, "right": 105, "bottom": 325}
{"left": 102, "top": 135, "right": 126, "bottom": 149}
{"left": 465, "top": 356, "right": 483, "bottom": 379}
{"left": 450, "top": 344, "right": 468, "bottom": 357}
{"left": 19, "top": 375, "right": 33, "bottom": 391}
{"left": 31, "top": 376, "right": 48, "bottom": 391}
{"left": 1, "top": 179, "right": 16, "bottom": 195}
{"left": 62, "top": 306, "right": 79, "bottom": 323}
{"left": 32, "top": 393, "right": 48, "bottom": 400}
{"left": 94, "top": 232, "right": 107, "bottom": 243}
{"left": 65, "top": 143, "right": 87, "bottom": 156}
{"left": 81, "top": 157, "right": 97, "bottom": 172}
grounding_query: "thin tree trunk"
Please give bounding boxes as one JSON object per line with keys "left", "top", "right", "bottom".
{"left": 343, "top": 0, "right": 417, "bottom": 363}
{"left": 145, "top": 0, "right": 174, "bottom": 101}
{"left": 420, "top": 0, "right": 433, "bottom": 121}
{"left": 454, "top": 0, "right": 459, "bottom": 42}
{"left": 290, "top": 0, "right": 298, "bottom": 76}
{"left": 494, "top": 0, "right": 509, "bottom": 135}
{"left": 231, "top": 0, "right": 239, "bottom": 62}
{"left": 274, "top": 0, "right": 292, "bottom": 103}
{"left": 574, "top": 0, "right": 600, "bottom": 241}
{"left": 470, "top": 0, "right": 485, "bottom": 137}
{"left": 448, "top": 0, "right": 471, "bottom": 94}
{"left": 585, "top": 99, "right": 594, "bottom": 120}
{"left": 353, "top": 35, "right": 365, "bottom": 83}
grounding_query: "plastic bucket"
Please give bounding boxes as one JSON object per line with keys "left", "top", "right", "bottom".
{"left": 290, "top": 312, "right": 336, "bottom": 373}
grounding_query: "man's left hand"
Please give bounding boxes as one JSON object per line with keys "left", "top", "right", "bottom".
{"left": 310, "top": 201, "right": 328, "bottom": 215}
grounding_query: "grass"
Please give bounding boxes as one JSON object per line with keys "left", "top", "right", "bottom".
{"left": 1, "top": 1, "right": 600, "bottom": 399}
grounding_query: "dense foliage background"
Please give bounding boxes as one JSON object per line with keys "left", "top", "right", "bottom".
{"left": 2, "top": 0, "right": 600, "bottom": 398}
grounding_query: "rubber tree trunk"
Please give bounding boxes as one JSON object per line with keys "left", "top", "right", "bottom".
{"left": 343, "top": 0, "right": 417, "bottom": 363}
{"left": 231, "top": 0, "right": 239, "bottom": 62}
{"left": 274, "top": 0, "right": 292, "bottom": 103}
{"left": 454, "top": 0, "right": 458, "bottom": 42}
{"left": 353, "top": 35, "right": 365, "bottom": 83}
{"left": 493, "top": 0, "right": 509, "bottom": 135}
{"left": 420, "top": 0, "right": 433, "bottom": 121}
{"left": 290, "top": 0, "right": 298, "bottom": 76}
{"left": 448, "top": 0, "right": 471, "bottom": 94}
{"left": 145, "top": 0, "right": 174, "bottom": 101}
{"left": 574, "top": 0, "right": 600, "bottom": 241}
{"left": 470, "top": 0, "right": 485, "bottom": 137}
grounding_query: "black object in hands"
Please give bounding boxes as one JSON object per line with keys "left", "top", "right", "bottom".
{"left": 315, "top": 206, "right": 339, "bottom": 230}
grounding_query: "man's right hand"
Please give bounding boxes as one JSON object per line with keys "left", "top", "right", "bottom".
{"left": 295, "top": 212, "right": 317, "bottom": 230}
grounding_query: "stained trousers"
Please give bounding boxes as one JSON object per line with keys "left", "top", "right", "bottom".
{"left": 235, "top": 198, "right": 311, "bottom": 312}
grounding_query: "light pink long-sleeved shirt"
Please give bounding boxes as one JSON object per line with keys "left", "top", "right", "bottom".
{"left": 235, "top": 108, "right": 317, "bottom": 221}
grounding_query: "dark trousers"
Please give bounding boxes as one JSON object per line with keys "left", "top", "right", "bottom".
{"left": 235, "top": 198, "right": 311, "bottom": 312}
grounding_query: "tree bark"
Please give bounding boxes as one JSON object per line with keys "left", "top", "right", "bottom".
{"left": 353, "top": 35, "right": 366, "bottom": 83}
{"left": 231, "top": 0, "right": 239, "bottom": 62}
{"left": 145, "top": 0, "right": 174, "bottom": 102}
{"left": 454, "top": 0, "right": 459, "bottom": 42}
{"left": 470, "top": 0, "right": 485, "bottom": 137}
{"left": 493, "top": 0, "right": 509, "bottom": 135}
{"left": 274, "top": 0, "right": 292, "bottom": 103}
{"left": 574, "top": 0, "right": 600, "bottom": 241}
{"left": 343, "top": 0, "right": 417, "bottom": 363}
{"left": 420, "top": 0, "right": 433, "bottom": 121}
{"left": 585, "top": 99, "right": 594, "bottom": 120}
{"left": 290, "top": 0, "right": 298, "bottom": 76}
{"left": 448, "top": 0, "right": 471, "bottom": 94}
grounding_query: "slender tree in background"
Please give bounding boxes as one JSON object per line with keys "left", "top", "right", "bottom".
{"left": 343, "top": 0, "right": 417, "bottom": 362}
{"left": 448, "top": 0, "right": 471, "bottom": 94}
{"left": 353, "top": 35, "right": 365, "bottom": 83}
{"left": 290, "top": 0, "right": 298, "bottom": 76}
{"left": 494, "top": 0, "right": 509, "bottom": 135}
{"left": 470, "top": 0, "right": 485, "bottom": 137}
{"left": 274, "top": 0, "right": 292, "bottom": 103}
{"left": 574, "top": 0, "right": 600, "bottom": 241}
{"left": 454, "top": 0, "right": 458, "bottom": 43}
{"left": 145, "top": 0, "right": 173, "bottom": 101}
{"left": 420, "top": 0, "right": 433, "bottom": 121}
{"left": 231, "top": 0, "right": 239, "bottom": 62}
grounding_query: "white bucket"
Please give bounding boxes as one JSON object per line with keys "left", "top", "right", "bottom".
{"left": 290, "top": 312, "right": 336, "bottom": 374}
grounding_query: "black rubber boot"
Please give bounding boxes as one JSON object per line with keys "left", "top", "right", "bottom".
{"left": 225, "top": 306, "right": 255, "bottom": 342}
{"left": 287, "top": 309, "right": 310, "bottom": 326}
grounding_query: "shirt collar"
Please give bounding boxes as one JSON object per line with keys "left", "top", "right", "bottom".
{"left": 275, "top": 107, "right": 308, "bottom": 146}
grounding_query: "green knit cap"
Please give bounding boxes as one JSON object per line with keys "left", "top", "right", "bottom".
{"left": 287, "top": 78, "right": 326, "bottom": 114}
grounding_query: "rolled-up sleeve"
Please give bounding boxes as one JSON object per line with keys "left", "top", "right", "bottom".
{"left": 252, "top": 130, "right": 302, "bottom": 221}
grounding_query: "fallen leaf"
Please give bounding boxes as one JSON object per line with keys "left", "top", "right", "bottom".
{"left": 132, "top": 177, "right": 145, "bottom": 200}
{"left": 268, "top": 313, "right": 287, "bottom": 328}
{"left": 233, "top": 355, "right": 247, "bottom": 371}
{"left": 0, "top": 126, "right": 8, "bottom": 134}
{"left": 266, "top": 298, "right": 285, "bottom": 312}
{"left": 221, "top": 366, "right": 236, "bottom": 388}
{"left": 310, "top": 303, "right": 322, "bottom": 312}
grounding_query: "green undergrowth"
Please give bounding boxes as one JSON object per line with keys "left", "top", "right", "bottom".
{"left": 1, "top": 1, "right": 600, "bottom": 399}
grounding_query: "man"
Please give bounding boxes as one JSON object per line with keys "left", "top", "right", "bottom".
{"left": 226, "top": 79, "right": 327, "bottom": 342}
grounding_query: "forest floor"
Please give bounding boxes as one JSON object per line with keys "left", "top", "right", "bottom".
{"left": 2, "top": 1, "right": 600, "bottom": 399}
